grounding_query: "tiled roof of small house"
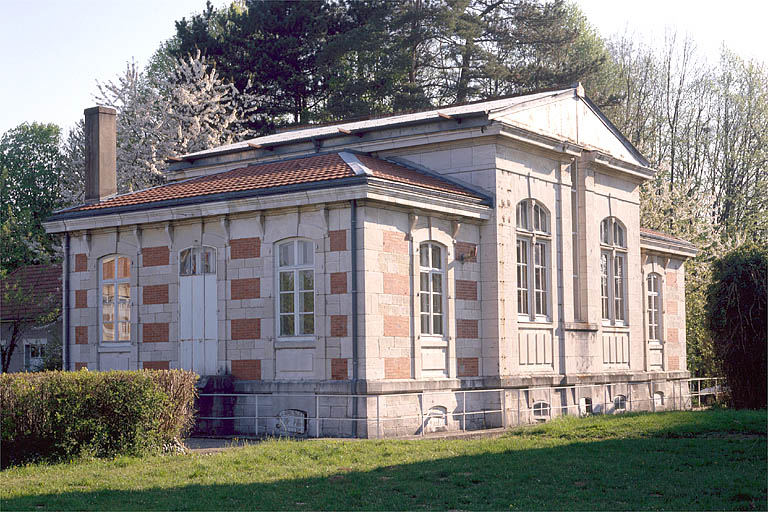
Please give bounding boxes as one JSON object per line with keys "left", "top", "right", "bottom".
{"left": 639, "top": 227, "right": 696, "bottom": 246}
{"left": 56, "top": 152, "right": 485, "bottom": 218}
{"left": 0, "top": 264, "right": 62, "bottom": 322}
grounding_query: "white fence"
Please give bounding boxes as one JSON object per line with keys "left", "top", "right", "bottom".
{"left": 195, "top": 377, "right": 725, "bottom": 439}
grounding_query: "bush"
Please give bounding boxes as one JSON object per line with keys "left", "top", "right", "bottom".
{"left": 0, "top": 369, "right": 197, "bottom": 467}
{"left": 706, "top": 244, "right": 767, "bottom": 409}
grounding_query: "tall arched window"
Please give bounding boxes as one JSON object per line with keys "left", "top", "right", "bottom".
{"left": 100, "top": 255, "right": 131, "bottom": 343}
{"left": 646, "top": 273, "right": 662, "bottom": 342}
{"left": 516, "top": 199, "right": 550, "bottom": 321}
{"left": 600, "top": 217, "right": 627, "bottom": 325}
{"left": 419, "top": 242, "right": 445, "bottom": 336}
{"left": 277, "top": 239, "right": 315, "bottom": 338}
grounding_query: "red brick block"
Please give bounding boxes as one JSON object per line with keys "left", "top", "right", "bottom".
{"left": 75, "top": 362, "right": 88, "bottom": 370}
{"left": 143, "top": 323, "right": 169, "bottom": 343}
{"left": 143, "top": 284, "right": 169, "bottom": 305}
{"left": 384, "top": 315, "right": 409, "bottom": 337}
{"left": 384, "top": 357, "right": 410, "bottom": 379}
{"left": 666, "top": 270, "right": 677, "bottom": 287}
{"left": 231, "top": 278, "right": 260, "bottom": 300}
{"left": 231, "top": 359, "right": 261, "bottom": 380}
{"left": 75, "top": 326, "right": 88, "bottom": 345}
{"left": 75, "top": 289, "right": 88, "bottom": 308}
{"left": 383, "top": 273, "right": 409, "bottom": 295}
{"left": 455, "top": 280, "right": 478, "bottom": 300}
{"left": 455, "top": 242, "right": 477, "bottom": 263}
{"left": 331, "top": 358, "right": 348, "bottom": 380}
{"left": 457, "top": 357, "right": 479, "bottom": 377}
{"left": 230, "top": 237, "right": 261, "bottom": 259}
{"left": 330, "top": 315, "right": 348, "bottom": 337}
{"left": 457, "top": 319, "right": 479, "bottom": 339}
{"left": 74, "top": 253, "right": 87, "bottom": 272}
{"left": 668, "top": 355, "right": 680, "bottom": 371}
{"left": 330, "top": 272, "right": 347, "bottom": 294}
{"left": 667, "top": 327, "right": 679, "bottom": 343}
{"left": 382, "top": 231, "right": 408, "bottom": 254}
{"left": 143, "top": 361, "right": 169, "bottom": 370}
{"left": 231, "top": 318, "right": 260, "bottom": 340}
{"left": 329, "top": 230, "right": 347, "bottom": 252}
{"left": 142, "top": 246, "right": 169, "bottom": 266}
{"left": 666, "top": 300, "right": 678, "bottom": 315}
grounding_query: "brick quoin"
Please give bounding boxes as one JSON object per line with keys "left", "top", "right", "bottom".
{"left": 668, "top": 355, "right": 680, "bottom": 371}
{"left": 143, "top": 361, "right": 169, "bottom": 370}
{"left": 329, "top": 230, "right": 347, "bottom": 251}
{"left": 330, "top": 272, "right": 347, "bottom": 294}
{"left": 382, "top": 231, "right": 408, "bottom": 254}
{"left": 665, "top": 270, "right": 678, "bottom": 287}
{"left": 383, "top": 315, "right": 409, "bottom": 337}
{"left": 455, "top": 280, "right": 478, "bottom": 300}
{"left": 74, "top": 253, "right": 87, "bottom": 272}
{"left": 666, "top": 300, "right": 678, "bottom": 315}
{"left": 231, "top": 278, "right": 260, "bottom": 300}
{"left": 384, "top": 357, "right": 410, "bottom": 379}
{"left": 143, "top": 323, "right": 169, "bottom": 343}
{"left": 143, "top": 284, "right": 169, "bottom": 305}
{"left": 383, "top": 273, "right": 409, "bottom": 295}
{"left": 331, "top": 358, "right": 348, "bottom": 380}
{"left": 230, "top": 237, "right": 261, "bottom": 259}
{"left": 454, "top": 242, "right": 477, "bottom": 263}
{"left": 75, "top": 362, "right": 88, "bottom": 370}
{"left": 231, "top": 359, "right": 261, "bottom": 380}
{"left": 667, "top": 327, "right": 679, "bottom": 343}
{"left": 457, "top": 319, "right": 479, "bottom": 339}
{"left": 231, "top": 318, "right": 261, "bottom": 340}
{"left": 457, "top": 357, "right": 479, "bottom": 377}
{"left": 330, "top": 315, "right": 348, "bottom": 337}
{"left": 75, "top": 326, "right": 88, "bottom": 345}
{"left": 75, "top": 290, "right": 88, "bottom": 308}
{"left": 142, "top": 246, "right": 170, "bottom": 267}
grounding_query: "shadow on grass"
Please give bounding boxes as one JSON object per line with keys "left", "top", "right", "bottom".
{"left": 4, "top": 433, "right": 766, "bottom": 511}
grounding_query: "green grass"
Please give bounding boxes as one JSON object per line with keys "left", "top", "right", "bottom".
{"left": 2, "top": 409, "right": 766, "bottom": 511}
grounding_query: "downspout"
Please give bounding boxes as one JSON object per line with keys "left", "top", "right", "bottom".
{"left": 350, "top": 200, "right": 359, "bottom": 436}
{"left": 62, "top": 233, "right": 70, "bottom": 370}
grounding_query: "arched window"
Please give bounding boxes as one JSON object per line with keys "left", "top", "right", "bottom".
{"left": 647, "top": 273, "right": 662, "bottom": 342}
{"left": 613, "top": 394, "right": 627, "bottom": 413}
{"left": 100, "top": 255, "right": 131, "bottom": 343}
{"left": 600, "top": 217, "right": 628, "bottom": 325}
{"left": 516, "top": 199, "right": 550, "bottom": 321}
{"left": 533, "top": 401, "right": 550, "bottom": 420}
{"left": 276, "top": 239, "right": 315, "bottom": 338}
{"left": 180, "top": 246, "right": 216, "bottom": 276}
{"left": 419, "top": 242, "right": 445, "bottom": 336}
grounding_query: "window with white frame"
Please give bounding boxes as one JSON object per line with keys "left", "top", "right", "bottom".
{"left": 419, "top": 242, "right": 445, "bottom": 336}
{"left": 180, "top": 246, "right": 216, "bottom": 276}
{"left": 600, "top": 217, "right": 627, "bottom": 325}
{"left": 100, "top": 255, "right": 131, "bottom": 343}
{"left": 24, "top": 341, "right": 45, "bottom": 371}
{"left": 532, "top": 401, "right": 550, "bottom": 420}
{"left": 516, "top": 199, "right": 550, "bottom": 320}
{"left": 613, "top": 394, "right": 627, "bottom": 413}
{"left": 647, "top": 273, "right": 662, "bottom": 341}
{"left": 277, "top": 239, "right": 315, "bottom": 338}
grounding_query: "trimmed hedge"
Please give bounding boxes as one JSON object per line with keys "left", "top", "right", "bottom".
{"left": 0, "top": 369, "right": 197, "bottom": 466}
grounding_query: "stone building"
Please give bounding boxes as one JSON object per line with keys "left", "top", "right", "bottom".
{"left": 44, "top": 86, "right": 696, "bottom": 436}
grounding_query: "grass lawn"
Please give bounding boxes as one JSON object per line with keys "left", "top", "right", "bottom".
{"left": 2, "top": 409, "right": 765, "bottom": 511}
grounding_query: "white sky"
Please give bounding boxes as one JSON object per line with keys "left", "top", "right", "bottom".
{"left": 1, "top": 0, "right": 765, "bottom": 136}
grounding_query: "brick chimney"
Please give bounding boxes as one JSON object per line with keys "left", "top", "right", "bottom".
{"left": 84, "top": 106, "right": 117, "bottom": 203}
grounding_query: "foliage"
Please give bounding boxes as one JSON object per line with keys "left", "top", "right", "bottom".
{"left": 0, "top": 369, "right": 198, "bottom": 467}
{"left": 1, "top": 410, "right": 765, "bottom": 510}
{"left": 706, "top": 244, "right": 767, "bottom": 409}
{"left": 0, "top": 123, "right": 65, "bottom": 273}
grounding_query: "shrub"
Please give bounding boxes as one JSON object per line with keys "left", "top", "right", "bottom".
{"left": 0, "top": 369, "right": 197, "bottom": 467}
{"left": 706, "top": 244, "right": 767, "bottom": 409}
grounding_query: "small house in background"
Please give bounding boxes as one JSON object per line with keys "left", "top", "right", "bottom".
{"left": 44, "top": 87, "right": 696, "bottom": 436}
{"left": 0, "top": 264, "right": 62, "bottom": 372}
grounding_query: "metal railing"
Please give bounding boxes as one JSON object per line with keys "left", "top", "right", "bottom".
{"left": 193, "top": 377, "right": 725, "bottom": 439}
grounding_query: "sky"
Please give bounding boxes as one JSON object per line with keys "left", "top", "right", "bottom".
{"left": 1, "top": 0, "right": 766, "bottom": 136}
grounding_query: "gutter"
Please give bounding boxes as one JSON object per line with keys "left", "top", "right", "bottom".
{"left": 350, "top": 199, "right": 359, "bottom": 436}
{"left": 62, "top": 233, "right": 70, "bottom": 371}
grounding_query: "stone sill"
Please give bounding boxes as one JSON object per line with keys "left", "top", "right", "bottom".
{"left": 564, "top": 322, "right": 599, "bottom": 332}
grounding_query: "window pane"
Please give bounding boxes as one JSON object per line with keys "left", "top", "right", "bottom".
{"left": 420, "top": 292, "right": 430, "bottom": 314}
{"left": 601, "top": 253, "right": 610, "bottom": 319}
{"left": 420, "top": 244, "right": 429, "bottom": 267}
{"left": 433, "top": 314, "right": 443, "bottom": 335}
{"left": 102, "top": 257, "right": 115, "bottom": 280}
{"left": 103, "top": 322, "right": 115, "bottom": 342}
{"left": 614, "top": 255, "right": 625, "bottom": 321}
{"left": 202, "top": 248, "right": 216, "bottom": 274}
{"left": 102, "top": 284, "right": 114, "bottom": 309}
{"left": 180, "top": 249, "right": 193, "bottom": 276}
{"left": 431, "top": 246, "right": 442, "bottom": 269}
{"left": 117, "top": 283, "right": 130, "bottom": 323}
{"left": 300, "top": 292, "right": 314, "bottom": 313}
{"left": 278, "top": 242, "right": 293, "bottom": 267}
{"left": 118, "top": 321, "right": 130, "bottom": 341}
{"left": 280, "top": 315, "right": 294, "bottom": 336}
{"left": 516, "top": 201, "right": 529, "bottom": 230}
{"left": 420, "top": 272, "right": 429, "bottom": 292}
{"left": 117, "top": 257, "right": 130, "bottom": 279}
{"left": 517, "top": 240, "right": 529, "bottom": 315}
{"left": 300, "top": 314, "right": 314, "bottom": 335}
{"left": 600, "top": 219, "right": 610, "bottom": 245}
{"left": 280, "top": 293, "right": 294, "bottom": 314}
{"left": 279, "top": 271, "right": 294, "bottom": 292}
{"left": 432, "top": 293, "right": 442, "bottom": 314}
{"left": 432, "top": 273, "right": 442, "bottom": 294}
{"left": 421, "top": 314, "right": 430, "bottom": 334}
{"left": 299, "top": 270, "right": 314, "bottom": 291}
{"left": 299, "top": 241, "right": 313, "bottom": 266}
{"left": 614, "top": 223, "right": 625, "bottom": 248}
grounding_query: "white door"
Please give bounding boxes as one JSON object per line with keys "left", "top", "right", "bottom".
{"left": 179, "top": 247, "right": 218, "bottom": 375}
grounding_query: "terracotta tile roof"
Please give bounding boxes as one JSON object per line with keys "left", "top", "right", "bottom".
{"left": 1, "top": 264, "right": 62, "bottom": 322}
{"left": 639, "top": 227, "right": 695, "bottom": 246}
{"left": 60, "top": 153, "right": 483, "bottom": 217}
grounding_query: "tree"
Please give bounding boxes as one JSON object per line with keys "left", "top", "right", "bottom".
{"left": 0, "top": 123, "right": 64, "bottom": 273}
{"left": 706, "top": 244, "right": 767, "bottom": 409}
